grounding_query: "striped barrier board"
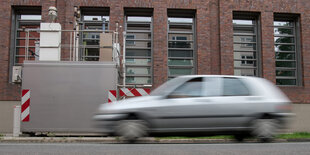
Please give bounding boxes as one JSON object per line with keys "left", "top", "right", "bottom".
{"left": 108, "top": 88, "right": 151, "bottom": 103}
{"left": 108, "top": 90, "right": 117, "bottom": 103}
{"left": 21, "top": 89, "right": 30, "bottom": 122}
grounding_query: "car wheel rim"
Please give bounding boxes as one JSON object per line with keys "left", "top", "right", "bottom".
{"left": 252, "top": 119, "right": 279, "bottom": 141}
{"left": 116, "top": 120, "right": 148, "bottom": 141}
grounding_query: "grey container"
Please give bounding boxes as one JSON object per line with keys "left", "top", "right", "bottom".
{"left": 21, "top": 61, "right": 117, "bottom": 133}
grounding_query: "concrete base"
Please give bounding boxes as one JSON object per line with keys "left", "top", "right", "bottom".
{"left": 287, "top": 104, "right": 310, "bottom": 132}
{"left": 0, "top": 101, "right": 20, "bottom": 133}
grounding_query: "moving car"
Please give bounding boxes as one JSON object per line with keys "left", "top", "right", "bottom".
{"left": 94, "top": 75, "right": 293, "bottom": 142}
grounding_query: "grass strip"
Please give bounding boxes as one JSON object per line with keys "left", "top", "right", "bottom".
{"left": 156, "top": 132, "right": 310, "bottom": 140}
{"left": 276, "top": 132, "right": 310, "bottom": 139}
{"left": 156, "top": 135, "right": 233, "bottom": 140}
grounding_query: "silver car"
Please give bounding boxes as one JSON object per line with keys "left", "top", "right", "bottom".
{"left": 94, "top": 75, "right": 293, "bottom": 142}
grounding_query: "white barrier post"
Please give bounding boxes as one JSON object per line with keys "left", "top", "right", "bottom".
{"left": 13, "top": 105, "right": 21, "bottom": 137}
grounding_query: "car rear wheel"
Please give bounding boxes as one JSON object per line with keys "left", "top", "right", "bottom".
{"left": 234, "top": 134, "right": 247, "bottom": 142}
{"left": 251, "top": 119, "right": 279, "bottom": 142}
{"left": 116, "top": 119, "right": 148, "bottom": 142}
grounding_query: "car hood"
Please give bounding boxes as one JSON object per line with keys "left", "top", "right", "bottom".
{"left": 98, "top": 96, "right": 162, "bottom": 113}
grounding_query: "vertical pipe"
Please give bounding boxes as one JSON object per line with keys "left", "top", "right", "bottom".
{"left": 69, "top": 31, "right": 72, "bottom": 61}
{"left": 102, "top": 18, "right": 106, "bottom": 32}
{"left": 25, "top": 30, "right": 30, "bottom": 61}
{"left": 73, "top": 30, "right": 76, "bottom": 61}
{"left": 35, "top": 41, "right": 40, "bottom": 61}
{"left": 75, "top": 24, "right": 80, "bottom": 61}
{"left": 13, "top": 105, "right": 21, "bottom": 137}
{"left": 122, "top": 31, "right": 126, "bottom": 88}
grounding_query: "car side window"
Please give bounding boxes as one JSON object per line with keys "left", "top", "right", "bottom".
{"left": 168, "top": 77, "right": 203, "bottom": 98}
{"left": 204, "top": 77, "right": 221, "bottom": 97}
{"left": 223, "top": 78, "right": 250, "bottom": 96}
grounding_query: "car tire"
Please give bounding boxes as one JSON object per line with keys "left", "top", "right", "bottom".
{"left": 116, "top": 119, "right": 148, "bottom": 142}
{"left": 251, "top": 119, "right": 279, "bottom": 142}
{"left": 234, "top": 134, "right": 247, "bottom": 142}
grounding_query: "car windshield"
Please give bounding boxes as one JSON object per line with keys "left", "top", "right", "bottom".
{"left": 150, "top": 77, "right": 192, "bottom": 96}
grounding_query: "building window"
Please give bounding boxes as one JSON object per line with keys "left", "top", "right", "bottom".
{"left": 274, "top": 14, "right": 301, "bottom": 86}
{"left": 126, "top": 34, "right": 136, "bottom": 46}
{"left": 125, "top": 9, "right": 153, "bottom": 85}
{"left": 168, "top": 10, "right": 195, "bottom": 79}
{"left": 80, "top": 8, "right": 109, "bottom": 61}
{"left": 11, "top": 8, "right": 41, "bottom": 66}
{"left": 233, "top": 12, "right": 260, "bottom": 77}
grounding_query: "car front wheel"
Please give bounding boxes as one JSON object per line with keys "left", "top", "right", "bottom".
{"left": 116, "top": 119, "right": 148, "bottom": 142}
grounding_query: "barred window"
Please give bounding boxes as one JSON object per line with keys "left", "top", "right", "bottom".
{"left": 125, "top": 9, "right": 153, "bottom": 85}
{"left": 11, "top": 8, "right": 41, "bottom": 66}
{"left": 274, "top": 14, "right": 301, "bottom": 86}
{"left": 233, "top": 12, "right": 260, "bottom": 77}
{"left": 168, "top": 10, "right": 195, "bottom": 80}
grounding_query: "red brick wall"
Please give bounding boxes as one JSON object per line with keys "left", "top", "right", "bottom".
{"left": 1, "top": 0, "right": 310, "bottom": 103}
{"left": 219, "top": 0, "right": 310, "bottom": 103}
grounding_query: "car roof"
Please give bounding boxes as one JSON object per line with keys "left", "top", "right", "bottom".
{"left": 177, "top": 75, "right": 259, "bottom": 79}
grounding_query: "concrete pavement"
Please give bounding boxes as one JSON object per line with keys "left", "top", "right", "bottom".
{"left": 2, "top": 142, "right": 310, "bottom": 155}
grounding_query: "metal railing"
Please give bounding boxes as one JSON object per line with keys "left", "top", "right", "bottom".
{"left": 22, "top": 28, "right": 120, "bottom": 64}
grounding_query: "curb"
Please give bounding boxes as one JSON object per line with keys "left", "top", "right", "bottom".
{"left": 0, "top": 137, "right": 308, "bottom": 143}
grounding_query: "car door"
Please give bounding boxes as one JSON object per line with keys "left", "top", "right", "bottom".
{"left": 208, "top": 77, "right": 253, "bottom": 128}
{"left": 150, "top": 77, "right": 222, "bottom": 131}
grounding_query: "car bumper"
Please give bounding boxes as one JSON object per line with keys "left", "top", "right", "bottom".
{"left": 273, "top": 112, "right": 295, "bottom": 129}
{"left": 93, "top": 114, "right": 127, "bottom": 121}
{"left": 93, "top": 114, "right": 127, "bottom": 135}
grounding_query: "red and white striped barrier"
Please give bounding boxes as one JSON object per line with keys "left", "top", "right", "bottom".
{"left": 108, "top": 90, "right": 117, "bottom": 103}
{"left": 108, "top": 88, "right": 151, "bottom": 103}
{"left": 21, "top": 89, "right": 30, "bottom": 122}
{"left": 119, "top": 88, "right": 151, "bottom": 97}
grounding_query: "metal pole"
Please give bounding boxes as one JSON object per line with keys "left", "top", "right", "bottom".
{"left": 69, "top": 32, "right": 72, "bottom": 61}
{"left": 122, "top": 31, "right": 126, "bottom": 88}
{"left": 35, "top": 41, "right": 40, "bottom": 61}
{"left": 13, "top": 105, "right": 21, "bottom": 137}
{"left": 73, "top": 30, "right": 76, "bottom": 61}
{"left": 102, "top": 18, "right": 106, "bottom": 32}
{"left": 75, "top": 25, "right": 79, "bottom": 61}
{"left": 25, "top": 30, "right": 30, "bottom": 61}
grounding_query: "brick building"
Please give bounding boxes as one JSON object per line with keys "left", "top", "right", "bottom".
{"left": 1, "top": 0, "right": 310, "bottom": 132}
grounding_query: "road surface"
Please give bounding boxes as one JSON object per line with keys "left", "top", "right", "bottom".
{"left": 1, "top": 142, "right": 310, "bottom": 155}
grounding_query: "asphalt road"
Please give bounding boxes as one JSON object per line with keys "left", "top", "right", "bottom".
{"left": 1, "top": 142, "right": 310, "bottom": 155}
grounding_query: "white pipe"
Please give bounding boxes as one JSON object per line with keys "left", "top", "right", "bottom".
{"left": 73, "top": 30, "right": 76, "bottom": 61}
{"left": 13, "top": 105, "right": 21, "bottom": 137}
{"left": 69, "top": 31, "right": 72, "bottom": 61}
{"left": 123, "top": 31, "right": 126, "bottom": 88}
{"left": 75, "top": 25, "right": 79, "bottom": 61}
{"left": 35, "top": 41, "right": 40, "bottom": 61}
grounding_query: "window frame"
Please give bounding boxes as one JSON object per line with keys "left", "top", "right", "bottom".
{"left": 124, "top": 9, "right": 153, "bottom": 85}
{"left": 233, "top": 12, "right": 261, "bottom": 77}
{"left": 167, "top": 9, "right": 196, "bottom": 79}
{"left": 274, "top": 14, "right": 302, "bottom": 86}
{"left": 9, "top": 7, "right": 41, "bottom": 83}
